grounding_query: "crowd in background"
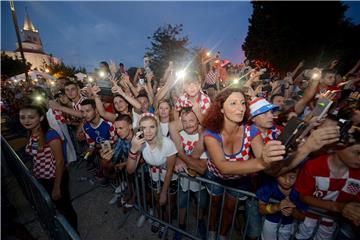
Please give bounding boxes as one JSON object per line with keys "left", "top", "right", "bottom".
{"left": 1, "top": 53, "right": 360, "bottom": 240}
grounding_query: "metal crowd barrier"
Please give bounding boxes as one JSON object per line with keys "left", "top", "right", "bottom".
{"left": 1, "top": 136, "right": 81, "bottom": 240}
{"left": 125, "top": 164, "right": 351, "bottom": 240}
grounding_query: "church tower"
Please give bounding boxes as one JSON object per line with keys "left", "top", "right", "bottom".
{"left": 17, "top": 8, "right": 44, "bottom": 53}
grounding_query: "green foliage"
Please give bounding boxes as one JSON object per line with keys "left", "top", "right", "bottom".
{"left": 1, "top": 52, "right": 32, "bottom": 77}
{"left": 45, "top": 62, "right": 87, "bottom": 79}
{"left": 145, "top": 24, "right": 189, "bottom": 80}
{"left": 243, "top": 2, "right": 360, "bottom": 74}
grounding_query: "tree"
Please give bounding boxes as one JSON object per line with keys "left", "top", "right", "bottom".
{"left": 242, "top": 1, "right": 360, "bottom": 74}
{"left": 44, "top": 62, "right": 87, "bottom": 79}
{"left": 146, "top": 24, "right": 189, "bottom": 81}
{"left": 1, "top": 52, "right": 32, "bottom": 77}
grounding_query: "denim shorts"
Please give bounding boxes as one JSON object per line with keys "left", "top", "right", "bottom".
{"left": 178, "top": 188, "right": 208, "bottom": 209}
{"left": 204, "top": 170, "right": 251, "bottom": 198}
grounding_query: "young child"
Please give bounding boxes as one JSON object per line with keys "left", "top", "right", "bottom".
{"left": 256, "top": 169, "right": 306, "bottom": 240}
{"left": 174, "top": 71, "right": 211, "bottom": 123}
{"left": 295, "top": 141, "right": 360, "bottom": 240}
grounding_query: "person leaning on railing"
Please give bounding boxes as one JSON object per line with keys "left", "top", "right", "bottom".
{"left": 201, "top": 88, "right": 287, "bottom": 240}
{"left": 19, "top": 100, "right": 78, "bottom": 232}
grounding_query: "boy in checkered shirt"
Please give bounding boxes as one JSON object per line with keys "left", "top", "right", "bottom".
{"left": 295, "top": 135, "right": 360, "bottom": 240}
{"left": 174, "top": 71, "right": 210, "bottom": 123}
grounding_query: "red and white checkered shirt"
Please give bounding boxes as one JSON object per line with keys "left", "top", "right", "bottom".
{"left": 180, "top": 131, "right": 199, "bottom": 155}
{"left": 25, "top": 133, "right": 58, "bottom": 179}
{"left": 175, "top": 91, "right": 211, "bottom": 114}
{"left": 260, "top": 125, "right": 283, "bottom": 143}
{"left": 52, "top": 109, "right": 66, "bottom": 124}
{"left": 206, "top": 125, "right": 254, "bottom": 180}
{"left": 72, "top": 96, "right": 86, "bottom": 111}
{"left": 205, "top": 69, "right": 219, "bottom": 85}
{"left": 296, "top": 154, "right": 360, "bottom": 203}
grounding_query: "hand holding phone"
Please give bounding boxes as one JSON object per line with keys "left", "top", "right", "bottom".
{"left": 100, "top": 140, "right": 111, "bottom": 151}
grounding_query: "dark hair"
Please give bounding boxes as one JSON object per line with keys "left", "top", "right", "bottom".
{"left": 100, "top": 61, "right": 110, "bottom": 73}
{"left": 137, "top": 90, "right": 149, "bottom": 100}
{"left": 115, "top": 114, "right": 132, "bottom": 125}
{"left": 119, "top": 63, "right": 124, "bottom": 67}
{"left": 270, "top": 94, "right": 284, "bottom": 103}
{"left": 20, "top": 102, "right": 50, "bottom": 147}
{"left": 113, "top": 94, "right": 132, "bottom": 113}
{"left": 64, "top": 80, "right": 79, "bottom": 88}
{"left": 202, "top": 88, "right": 248, "bottom": 133}
{"left": 80, "top": 99, "right": 96, "bottom": 109}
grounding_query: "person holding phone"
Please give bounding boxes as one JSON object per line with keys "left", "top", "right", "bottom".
{"left": 80, "top": 99, "right": 117, "bottom": 186}
{"left": 202, "top": 88, "right": 286, "bottom": 240}
{"left": 126, "top": 113, "right": 177, "bottom": 238}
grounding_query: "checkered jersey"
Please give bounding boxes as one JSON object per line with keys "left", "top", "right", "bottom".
{"left": 260, "top": 125, "right": 283, "bottom": 143}
{"left": 205, "top": 125, "right": 254, "bottom": 180}
{"left": 175, "top": 91, "right": 211, "bottom": 114}
{"left": 205, "top": 69, "right": 219, "bottom": 85}
{"left": 180, "top": 131, "right": 199, "bottom": 155}
{"left": 296, "top": 154, "right": 360, "bottom": 203}
{"left": 25, "top": 130, "right": 60, "bottom": 179}
{"left": 83, "top": 118, "right": 117, "bottom": 148}
{"left": 52, "top": 109, "right": 66, "bottom": 124}
{"left": 72, "top": 96, "right": 86, "bottom": 111}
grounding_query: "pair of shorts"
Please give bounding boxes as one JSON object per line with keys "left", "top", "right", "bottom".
{"left": 204, "top": 170, "right": 251, "bottom": 198}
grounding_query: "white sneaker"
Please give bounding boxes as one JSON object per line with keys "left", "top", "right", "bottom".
{"left": 108, "top": 194, "right": 121, "bottom": 205}
{"left": 136, "top": 214, "right": 146, "bottom": 228}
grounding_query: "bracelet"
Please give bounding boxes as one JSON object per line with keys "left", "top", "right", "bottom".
{"left": 265, "top": 204, "right": 273, "bottom": 214}
{"left": 129, "top": 149, "right": 138, "bottom": 155}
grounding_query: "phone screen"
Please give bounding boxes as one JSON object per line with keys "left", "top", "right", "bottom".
{"left": 312, "top": 99, "right": 333, "bottom": 119}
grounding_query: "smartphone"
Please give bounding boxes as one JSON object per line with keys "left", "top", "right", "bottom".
{"left": 134, "top": 127, "right": 144, "bottom": 139}
{"left": 338, "top": 119, "right": 352, "bottom": 143}
{"left": 277, "top": 117, "right": 308, "bottom": 152}
{"left": 262, "top": 84, "right": 272, "bottom": 93}
{"left": 312, "top": 98, "right": 333, "bottom": 120}
{"left": 100, "top": 140, "right": 111, "bottom": 151}
{"left": 139, "top": 78, "right": 145, "bottom": 86}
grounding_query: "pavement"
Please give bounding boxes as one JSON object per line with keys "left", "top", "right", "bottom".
{"left": 1, "top": 117, "right": 171, "bottom": 240}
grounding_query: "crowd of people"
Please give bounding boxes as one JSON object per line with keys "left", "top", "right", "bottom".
{"left": 1, "top": 54, "right": 360, "bottom": 240}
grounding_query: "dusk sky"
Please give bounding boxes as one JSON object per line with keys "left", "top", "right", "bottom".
{"left": 2, "top": 1, "right": 360, "bottom": 72}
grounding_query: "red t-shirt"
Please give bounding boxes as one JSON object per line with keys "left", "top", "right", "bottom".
{"left": 295, "top": 155, "right": 360, "bottom": 203}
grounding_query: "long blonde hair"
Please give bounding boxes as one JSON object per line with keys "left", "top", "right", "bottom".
{"left": 138, "top": 115, "right": 164, "bottom": 150}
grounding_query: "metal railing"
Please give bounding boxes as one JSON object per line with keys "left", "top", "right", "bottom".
{"left": 1, "top": 136, "right": 81, "bottom": 240}
{"left": 124, "top": 164, "right": 349, "bottom": 240}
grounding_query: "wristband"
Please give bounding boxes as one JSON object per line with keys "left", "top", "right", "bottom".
{"left": 129, "top": 149, "right": 138, "bottom": 155}
{"left": 265, "top": 204, "right": 273, "bottom": 214}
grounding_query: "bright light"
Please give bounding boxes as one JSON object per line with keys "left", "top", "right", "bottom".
{"left": 50, "top": 81, "right": 55, "bottom": 86}
{"left": 176, "top": 70, "right": 186, "bottom": 79}
{"left": 33, "top": 78, "right": 38, "bottom": 83}
{"left": 232, "top": 79, "right": 240, "bottom": 84}
{"left": 45, "top": 68, "right": 50, "bottom": 73}
{"left": 99, "top": 71, "right": 105, "bottom": 78}
{"left": 88, "top": 77, "right": 94, "bottom": 82}
{"left": 206, "top": 52, "right": 211, "bottom": 57}
{"left": 312, "top": 72, "right": 320, "bottom": 80}
{"left": 35, "top": 95, "right": 43, "bottom": 102}
{"left": 14, "top": 79, "right": 19, "bottom": 83}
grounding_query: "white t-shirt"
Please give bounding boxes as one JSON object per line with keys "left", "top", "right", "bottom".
{"left": 142, "top": 137, "right": 178, "bottom": 181}
{"left": 160, "top": 122, "right": 169, "bottom": 137}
